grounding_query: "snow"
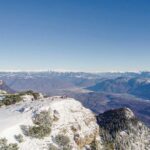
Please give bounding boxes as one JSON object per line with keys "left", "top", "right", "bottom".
{"left": 21, "top": 95, "right": 34, "bottom": 101}
{"left": 0, "top": 96, "right": 99, "bottom": 150}
{"left": 0, "top": 95, "right": 5, "bottom": 100}
{"left": 124, "top": 108, "right": 134, "bottom": 119}
{"left": 0, "top": 90, "right": 7, "bottom": 95}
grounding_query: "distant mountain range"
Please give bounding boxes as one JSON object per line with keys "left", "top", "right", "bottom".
{"left": 0, "top": 71, "right": 150, "bottom": 126}
{"left": 0, "top": 71, "right": 150, "bottom": 93}
{"left": 87, "top": 77, "right": 150, "bottom": 99}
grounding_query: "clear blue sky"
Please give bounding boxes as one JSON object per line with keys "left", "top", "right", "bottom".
{"left": 0, "top": 0, "right": 150, "bottom": 72}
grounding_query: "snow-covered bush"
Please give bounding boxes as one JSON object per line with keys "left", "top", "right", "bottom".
{"left": 55, "top": 134, "right": 70, "bottom": 146}
{"left": 28, "top": 125, "right": 51, "bottom": 139}
{"left": 0, "top": 138, "right": 7, "bottom": 146}
{"left": 33, "top": 110, "right": 52, "bottom": 127}
{"left": 0, "top": 90, "right": 42, "bottom": 107}
{"left": 90, "top": 141, "right": 99, "bottom": 150}
{"left": 48, "top": 144, "right": 58, "bottom": 150}
{"left": 22, "top": 110, "right": 52, "bottom": 139}
{"left": 1, "top": 94, "right": 22, "bottom": 106}
{"left": 62, "top": 145, "right": 72, "bottom": 150}
{"left": 0, "top": 138, "right": 19, "bottom": 150}
{"left": 19, "top": 90, "right": 40, "bottom": 100}
{"left": 14, "top": 134, "right": 24, "bottom": 143}
{"left": 0, "top": 101, "right": 3, "bottom": 107}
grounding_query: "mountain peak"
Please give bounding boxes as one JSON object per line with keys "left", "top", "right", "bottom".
{"left": 97, "top": 107, "right": 138, "bottom": 133}
{"left": 97, "top": 108, "right": 150, "bottom": 150}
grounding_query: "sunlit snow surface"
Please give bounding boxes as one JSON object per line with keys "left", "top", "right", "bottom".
{"left": 0, "top": 96, "right": 99, "bottom": 150}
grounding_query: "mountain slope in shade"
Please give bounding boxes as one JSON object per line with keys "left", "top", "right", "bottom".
{"left": 87, "top": 77, "right": 150, "bottom": 100}
{"left": 97, "top": 108, "right": 150, "bottom": 150}
{"left": 65, "top": 91, "right": 150, "bottom": 126}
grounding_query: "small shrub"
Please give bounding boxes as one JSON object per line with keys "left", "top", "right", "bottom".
{"left": 103, "top": 142, "right": 114, "bottom": 150}
{"left": 0, "top": 101, "right": 4, "bottom": 107}
{"left": 32, "top": 92, "right": 40, "bottom": 100}
{"left": 90, "top": 141, "right": 98, "bottom": 150}
{"left": 0, "top": 90, "right": 40, "bottom": 107}
{"left": 63, "top": 145, "right": 72, "bottom": 150}
{"left": 8, "top": 143, "right": 19, "bottom": 150}
{"left": 0, "top": 138, "right": 7, "bottom": 145}
{"left": 21, "top": 110, "right": 52, "bottom": 139}
{"left": 55, "top": 134, "right": 70, "bottom": 146}
{"left": 15, "top": 134, "right": 24, "bottom": 143}
{"left": 0, "top": 138, "right": 18, "bottom": 150}
{"left": 19, "top": 90, "right": 40, "bottom": 100}
{"left": 20, "top": 125, "right": 29, "bottom": 136}
{"left": 28, "top": 125, "right": 51, "bottom": 139}
{"left": 48, "top": 144, "right": 58, "bottom": 150}
{"left": 33, "top": 110, "right": 52, "bottom": 127}
{"left": 2, "top": 94, "right": 22, "bottom": 106}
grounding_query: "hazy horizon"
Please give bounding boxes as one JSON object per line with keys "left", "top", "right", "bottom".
{"left": 0, "top": 68, "right": 149, "bottom": 73}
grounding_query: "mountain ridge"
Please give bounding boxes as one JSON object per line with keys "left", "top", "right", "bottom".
{"left": 0, "top": 95, "right": 149, "bottom": 150}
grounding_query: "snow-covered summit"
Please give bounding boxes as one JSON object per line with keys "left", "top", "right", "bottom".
{"left": 0, "top": 96, "right": 100, "bottom": 150}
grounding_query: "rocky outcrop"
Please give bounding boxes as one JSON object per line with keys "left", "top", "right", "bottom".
{"left": 97, "top": 108, "right": 150, "bottom": 150}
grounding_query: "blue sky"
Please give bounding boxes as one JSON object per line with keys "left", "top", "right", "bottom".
{"left": 0, "top": 0, "right": 150, "bottom": 72}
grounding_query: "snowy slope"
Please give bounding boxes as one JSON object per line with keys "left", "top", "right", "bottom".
{"left": 0, "top": 96, "right": 100, "bottom": 150}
